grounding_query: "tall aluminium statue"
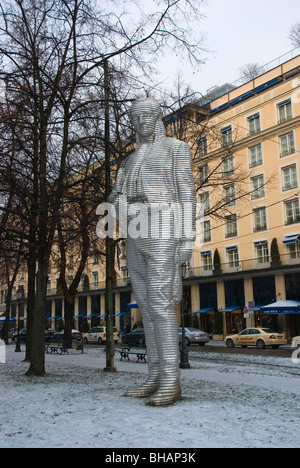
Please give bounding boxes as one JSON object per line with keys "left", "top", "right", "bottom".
{"left": 109, "top": 97, "right": 196, "bottom": 406}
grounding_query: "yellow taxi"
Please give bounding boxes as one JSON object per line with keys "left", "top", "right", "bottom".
{"left": 225, "top": 328, "right": 287, "bottom": 349}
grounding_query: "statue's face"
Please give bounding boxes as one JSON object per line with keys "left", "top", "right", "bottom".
{"left": 131, "top": 108, "right": 160, "bottom": 141}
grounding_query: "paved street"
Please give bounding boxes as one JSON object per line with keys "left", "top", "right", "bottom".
{"left": 184, "top": 341, "right": 294, "bottom": 358}
{"left": 113, "top": 340, "right": 295, "bottom": 358}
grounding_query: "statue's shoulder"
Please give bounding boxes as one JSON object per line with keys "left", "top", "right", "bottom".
{"left": 164, "top": 137, "right": 190, "bottom": 154}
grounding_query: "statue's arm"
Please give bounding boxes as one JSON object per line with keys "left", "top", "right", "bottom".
{"left": 174, "top": 141, "right": 196, "bottom": 264}
{"left": 108, "top": 161, "right": 126, "bottom": 208}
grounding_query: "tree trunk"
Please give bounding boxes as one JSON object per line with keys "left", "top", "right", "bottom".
{"left": 25, "top": 265, "right": 47, "bottom": 376}
{"left": 24, "top": 238, "right": 37, "bottom": 362}
{"left": 64, "top": 298, "right": 75, "bottom": 348}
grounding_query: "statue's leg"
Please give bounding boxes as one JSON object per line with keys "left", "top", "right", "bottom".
{"left": 145, "top": 241, "right": 182, "bottom": 406}
{"left": 124, "top": 239, "right": 160, "bottom": 398}
{"left": 147, "top": 309, "right": 181, "bottom": 406}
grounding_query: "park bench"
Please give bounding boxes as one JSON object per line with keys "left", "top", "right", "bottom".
{"left": 45, "top": 339, "right": 71, "bottom": 355}
{"left": 117, "top": 347, "right": 147, "bottom": 363}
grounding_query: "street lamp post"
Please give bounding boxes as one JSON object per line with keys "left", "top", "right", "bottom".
{"left": 15, "top": 286, "right": 24, "bottom": 353}
{"left": 179, "top": 263, "right": 190, "bottom": 369}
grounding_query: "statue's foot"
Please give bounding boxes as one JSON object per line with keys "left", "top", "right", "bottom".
{"left": 125, "top": 379, "right": 160, "bottom": 398}
{"left": 146, "top": 382, "right": 182, "bottom": 407}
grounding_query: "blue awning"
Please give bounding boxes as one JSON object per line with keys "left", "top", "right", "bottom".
{"left": 114, "top": 312, "right": 129, "bottom": 317}
{"left": 226, "top": 246, "right": 237, "bottom": 252}
{"left": 248, "top": 113, "right": 259, "bottom": 121}
{"left": 86, "top": 314, "right": 99, "bottom": 319}
{"left": 128, "top": 301, "right": 139, "bottom": 309}
{"left": 278, "top": 99, "right": 291, "bottom": 107}
{"left": 73, "top": 314, "right": 84, "bottom": 319}
{"left": 220, "top": 306, "right": 241, "bottom": 313}
{"left": 0, "top": 317, "right": 16, "bottom": 323}
{"left": 193, "top": 308, "right": 214, "bottom": 314}
{"left": 254, "top": 241, "right": 267, "bottom": 247}
{"left": 283, "top": 235, "right": 299, "bottom": 245}
{"left": 221, "top": 125, "right": 231, "bottom": 133}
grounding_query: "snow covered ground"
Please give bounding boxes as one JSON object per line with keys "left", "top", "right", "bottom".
{"left": 1, "top": 344, "right": 300, "bottom": 448}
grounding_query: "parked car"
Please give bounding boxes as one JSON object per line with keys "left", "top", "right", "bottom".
{"left": 178, "top": 327, "right": 210, "bottom": 346}
{"left": 292, "top": 336, "right": 300, "bottom": 348}
{"left": 83, "top": 327, "right": 119, "bottom": 345}
{"left": 12, "top": 328, "right": 27, "bottom": 342}
{"left": 53, "top": 329, "right": 82, "bottom": 342}
{"left": 122, "top": 328, "right": 146, "bottom": 346}
{"left": 45, "top": 329, "right": 57, "bottom": 342}
{"left": 225, "top": 328, "right": 287, "bottom": 349}
{"left": 13, "top": 328, "right": 58, "bottom": 343}
{"left": 7, "top": 328, "right": 16, "bottom": 340}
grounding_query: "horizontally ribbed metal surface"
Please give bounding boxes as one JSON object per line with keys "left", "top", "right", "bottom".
{"left": 109, "top": 98, "right": 196, "bottom": 406}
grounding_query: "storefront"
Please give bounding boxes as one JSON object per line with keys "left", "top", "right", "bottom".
{"left": 221, "top": 306, "right": 244, "bottom": 334}
{"left": 193, "top": 308, "right": 214, "bottom": 333}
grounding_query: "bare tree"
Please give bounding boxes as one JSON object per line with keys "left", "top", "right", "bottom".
{"left": 289, "top": 23, "right": 300, "bottom": 48}
{"left": 239, "top": 63, "right": 263, "bottom": 83}
{"left": 0, "top": 0, "right": 207, "bottom": 376}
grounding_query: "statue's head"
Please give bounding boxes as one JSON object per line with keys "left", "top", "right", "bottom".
{"left": 129, "top": 97, "right": 163, "bottom": 142}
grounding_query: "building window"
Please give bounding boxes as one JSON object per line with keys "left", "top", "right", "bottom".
{"left": 255, "top": 241, "right": 269, "bottom": 264}
{"left": 224, "top": 184, "right": 236, "bottom": 206}
{"left": 121, "top": 266, "right": 129, "bottom": 282}
{"left": 226, "top": 247, "right": 239, "bottom": 268}
{"left": 93, "top": 272, "right": 99, "bottom": 287}
{"left": 280, "top": 132, "right": 295, "bottom": 157}
{"left": 278, "top": 99, "right": 292, "bottom": 124}
{"left": 225, "top": 214, "right": 238, "bottom": 238}
{"left": 198, "top": 137, "right": 208, "bottom": 157}
{"left": 253, "top": 207, "right": 267, "bottom": 231}
{"left": 288, "top": 241, "right": 300, "bottom": 259}
{"left": 223, "top": 156, "right": 235, "bottom": 177}
{"left": 93, "top": 252, "right": 100, "bottom": 265}
{"left": 203, "top": 220, "right": 211, "bottom": 243}
{"left": 221, "top": 126, "right": 232, "bottom": 146}
{"left": 251, "top": 175, "right": 265, "bottom": 199}
{"left": 199, "top": 192, "right": 210, "bottom": 214}
{"left": 248, "top": 113, "right": 261, "bottom": 135}
{"left": 282, "top": 165, "right": 298, "bottom": 191}
{"left": 67, "top": 275, "right": 73, "bottom": 285}
{"left": 68, "top": 255, "right": 74, "bottom": 269}
{"left": 285, "top": 199, "right": 300, "bottom": 225}
{"left": 199, "top": 164, "right": 209, "bottom": 185}
{"left": 249, "top": 144, "right": 263, "bottom": 168}
{"left": 201, "top": 251, "right": 213, "bottom": 271}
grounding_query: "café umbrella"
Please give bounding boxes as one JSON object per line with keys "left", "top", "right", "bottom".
{"left": 261, "top": 300, "right": 300, "bottom": 315}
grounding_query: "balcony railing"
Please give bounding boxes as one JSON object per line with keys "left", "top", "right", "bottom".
{"left": 187, "top": 252, "right": 300, "bottom": 279}
{"left": 8, "top": 251, "right": 300, "bottom": 302}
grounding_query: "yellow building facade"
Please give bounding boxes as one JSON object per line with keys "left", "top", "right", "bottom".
{"left": 188, "top": 53, "right": 300, "bottom": 341}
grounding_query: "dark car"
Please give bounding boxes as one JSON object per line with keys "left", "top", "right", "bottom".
{"left": 122, "top": 328, "right": 146, "bottom": 346}
{"left": 45, "top": 329, "right": 57, "bottom": 342}
{"left": 12, "top": 328, "right": 27, "bottom": 342}
{"left": 53, "top": 329, "right": 82, "bottom": 342}
{"left": 13, "top": 329, "right": 58, "bottom": 343}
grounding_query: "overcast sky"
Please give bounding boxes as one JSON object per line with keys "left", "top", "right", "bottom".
{"left": 155, "top": 0, "right": 300, "bottom": 97}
